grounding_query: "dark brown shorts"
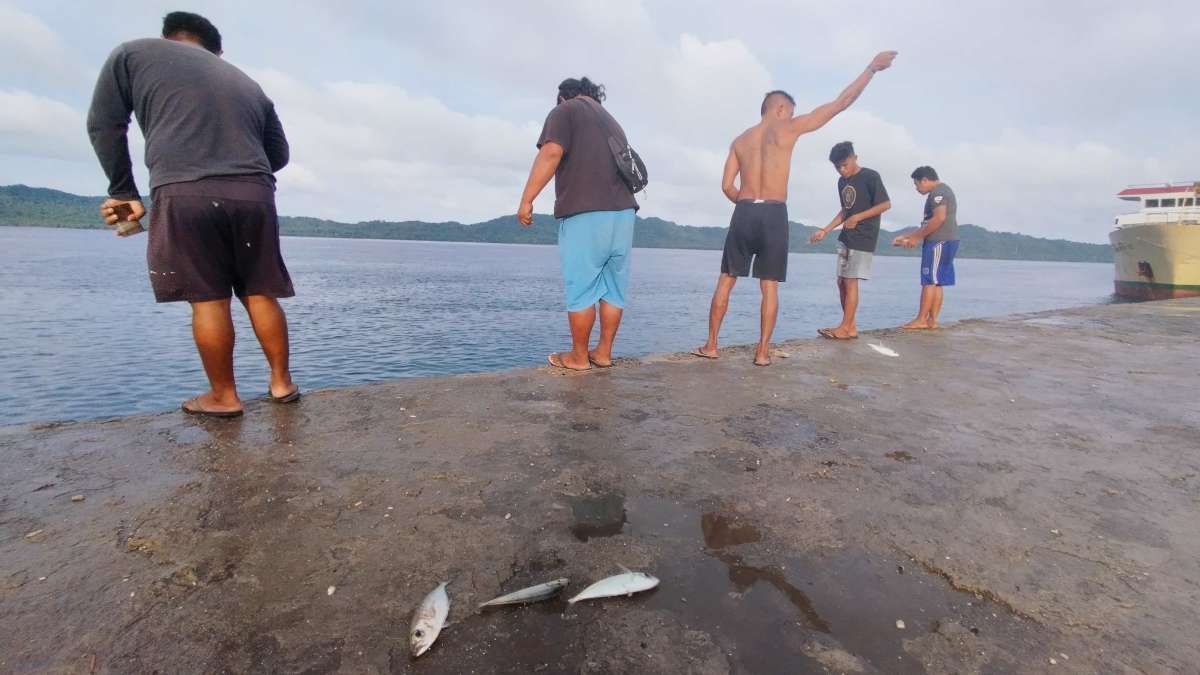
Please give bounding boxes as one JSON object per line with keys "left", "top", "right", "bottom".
{"left": 147, "top": 176, "right": 295, "bottom": 303}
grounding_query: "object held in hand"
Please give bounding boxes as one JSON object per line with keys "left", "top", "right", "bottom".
{"left": 112, "top": 203, "right": 144, "bottom": 236}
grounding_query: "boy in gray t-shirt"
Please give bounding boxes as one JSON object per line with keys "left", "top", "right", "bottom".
{"left": 892, "top": 166, "right": 959, "bottom": 329}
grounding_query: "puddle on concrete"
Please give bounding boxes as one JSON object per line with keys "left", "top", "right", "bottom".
{"left": 440, "top": 493, "right": 1041, "bottom": 673}
{"left": 617, "top": 495, "right": 1038, "bottom": 674}
{"left": 565, "top": 492, "right": 627, "bottom": 542}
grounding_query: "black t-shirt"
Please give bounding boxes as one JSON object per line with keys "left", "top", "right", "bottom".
{"left": 836, "top": 167, "right": 889, "bottom": 252}
{"left": 536, "top": 97, "right": 639, "bottom": 220}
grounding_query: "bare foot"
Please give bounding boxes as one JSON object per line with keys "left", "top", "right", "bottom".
{"left": 753, "top": 349, "right": 771, "bottom": 367}
{"left": 901, "top": 320, "right": 932, "bottom": 330}
{"left": 182, "top": 390, "right": 243, "bottom": 417}
{"left": 692, "top": 345, "right": 719, "bottom": 359}
{"left": 588, "top": 349, "right": 613, "bottom": 368}
{"left": 548, "top": 352, "right": 592, "bottom": 371}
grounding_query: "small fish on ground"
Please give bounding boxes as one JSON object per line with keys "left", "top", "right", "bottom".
{"left": 868, "top": 343, "right": 899, "bottom": 358}
{"left": 568, "top": 566, "right": 659, "bottom": 604}
{"left": 410, "top": 581, "right": 450, "bottom": 658}
{"left": 479, "top": 578, "right": 569, "bottom": 608}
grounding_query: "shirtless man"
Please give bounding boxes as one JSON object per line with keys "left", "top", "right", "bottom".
{"left": 693, "top": 51, "right": 897, "bottom": 366}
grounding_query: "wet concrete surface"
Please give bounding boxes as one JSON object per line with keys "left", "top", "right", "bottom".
{"left": 2, "top": 298, "right": 1199, "bottom": 674}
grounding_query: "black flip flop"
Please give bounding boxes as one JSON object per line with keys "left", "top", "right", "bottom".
{"left": 588, "top": 356, "right": 613, "bottom": 369}
{"left": 819, "top": 328, "right": 857, "bottom": 340}
{"left": 691, "top": 348, "right": 719, "bottom": 360}
{"left": 182, "top": 400, "right": 244, "bottom": 419}
{"left": 265, "top": 387, "right": 302, "bottom": 404}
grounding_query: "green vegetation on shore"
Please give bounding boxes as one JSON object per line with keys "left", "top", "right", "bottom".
{"left": 1, "top": 184, "right": 1112, "bottom": 262}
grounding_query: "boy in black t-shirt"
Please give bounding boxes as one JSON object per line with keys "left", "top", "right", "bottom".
{"left": 809, "top": 142, "right": 891, "bottom": 339}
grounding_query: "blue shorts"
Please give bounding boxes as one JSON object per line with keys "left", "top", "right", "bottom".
{"left": 921, "top": 239, "right": 959, "bottom": 286}
{"left": 558, "top": 208, "right": 636, "bottom": 312}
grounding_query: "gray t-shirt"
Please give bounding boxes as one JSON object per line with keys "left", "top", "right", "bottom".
{"left": 923, "top": 182, "right": 958, "bottom": 242}
{"left": 87, "top": 38, "right": 288, "bottom": 200}
{"left": 537, "top": 97, "right": 639, "bottom": 220}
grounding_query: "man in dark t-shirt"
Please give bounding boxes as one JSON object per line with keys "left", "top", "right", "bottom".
{"left": 88, "top": 12, "right": 299, "bottom": 418}
{"left": 809, "top": 142, "right": 891, "bottom": 339}
{"left": 518, "top": 77, "right": 639, "bottom": 371}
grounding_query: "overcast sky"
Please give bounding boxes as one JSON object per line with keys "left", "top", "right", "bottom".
{"left": 2, "top": 1, "right": 1196, "bottom": 243}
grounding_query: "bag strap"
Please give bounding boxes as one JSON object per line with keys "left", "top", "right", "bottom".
{"left": 578, "top": 98, "right": 623, "bottom": 145}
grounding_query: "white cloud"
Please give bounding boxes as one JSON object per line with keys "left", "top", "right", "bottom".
{"left": 248, "top": 69, "right": 547, "bottom": 222}
{"left": 0, "top": 90, "right": 88, "bottom": 160}
{"left": 0, "top": 4, "right": 91, "bottom": 90}
{"left": 1, "top": 1, "right": 1195, "bottom": 244}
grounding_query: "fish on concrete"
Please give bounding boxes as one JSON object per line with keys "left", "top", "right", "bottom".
{"left": 868, "top": 343, "right": 899, "bottom": 358}
{"left": 568, "top": 567, "right": 659, "bottom": 604}
{"left": 410, "top": 581, "right": 450, "bottom": 658}
{"left": 478, "top": 577, "right": 569, "bottom": 608}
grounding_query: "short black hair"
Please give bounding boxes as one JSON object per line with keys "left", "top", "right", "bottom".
{"left": 911, "top": 166, "right": 939, "bottom": 182}
{"left": 162, "top": 11, "right": 222, "bottom": 55}
{"left": 760, "top": 90, "right": 795, "bottom": 116}
{"left": 829, "top": 141, "right": 855, "bottom": 165}
{"left": 558, "top": 77, "right": 606, "bottom": 104}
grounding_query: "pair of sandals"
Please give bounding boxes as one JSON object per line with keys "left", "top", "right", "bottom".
{"left": 546, "top": 353, "right": 612, "bottom": 371}
{"left": 691, "top": 348, "right": 770, "bottom": 367}
{"left": 181, "top": 386, "right": 301, "bottom": 419}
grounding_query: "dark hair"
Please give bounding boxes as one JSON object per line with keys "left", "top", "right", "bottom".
{"left": 829, "top": 141, "right": 855, "bottom": 165}
{"left": 558, "top": 77, "right": 606, "bottom": 104}
{"left": 911, "top": 166, "right": 939, "bottom": 182}
{"left": 162, "top": 11, "right": 222, "bottom": 55}
{"left": 760, "top": 90, "right": 795, "bottom": 116}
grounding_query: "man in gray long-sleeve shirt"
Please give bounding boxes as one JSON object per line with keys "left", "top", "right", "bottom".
{"left": 87, "top": 11, "right": 300, "bottom": 418}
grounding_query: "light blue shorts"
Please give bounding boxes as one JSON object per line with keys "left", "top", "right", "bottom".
{"left": 558, "top": 208, "right": 636, "bottom": 312}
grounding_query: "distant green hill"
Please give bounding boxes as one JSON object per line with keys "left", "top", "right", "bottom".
{"left": 0, "top": 184, "right": 1112, "bottom": 263}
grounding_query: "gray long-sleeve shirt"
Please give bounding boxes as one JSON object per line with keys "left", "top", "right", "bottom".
{"left": 87, "top": 38, "right": 288, "bottom": 200}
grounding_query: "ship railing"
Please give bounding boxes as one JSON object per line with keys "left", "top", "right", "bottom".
{"left": 1116, "top": 210, "right": 1200, "bottom": 227}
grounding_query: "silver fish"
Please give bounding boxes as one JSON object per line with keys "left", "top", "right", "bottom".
{"left": 478, "top": 577, "right": 570, "bottom": 608}
{"left": 568, "top": 567, "right": 659, "bottom": 604}
{"left": 868, "top": 343, "right": 899, "bottom": 358}
{"left": 410, "top": 581, "right": 449, "bottom": 658}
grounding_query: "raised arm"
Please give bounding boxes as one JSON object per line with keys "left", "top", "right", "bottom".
{"left": 721, "top": 145, "right": 741, "bottom": 203}
{"left": 789, "top": 51, "right": 897, "bottom": 136}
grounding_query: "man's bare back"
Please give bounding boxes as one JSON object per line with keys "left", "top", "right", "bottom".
{"left": 729, "top": 120, "right": 801, "bottom": 202}
{"left": 721, "top": 51, "right": 898, "bottom": 204}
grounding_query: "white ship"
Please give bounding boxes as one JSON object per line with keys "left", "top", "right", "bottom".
{"left": 1110, "top": 182, "right": 1200, "bottom": 299}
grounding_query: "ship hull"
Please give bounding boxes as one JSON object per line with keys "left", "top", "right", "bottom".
{"left": 1109, "top": 222, "right": 1200, "bottom": 300}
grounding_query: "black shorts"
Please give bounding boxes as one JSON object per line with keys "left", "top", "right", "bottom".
{"left": 720, "top": 200, "right": 789, "bottom": 282}
{"left": 147, "top": 176, "right": 295, "bottom": 303}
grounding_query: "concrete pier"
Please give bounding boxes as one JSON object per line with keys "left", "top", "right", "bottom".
{"left": 2, "top": 299, "right": 1198, "bottom": 674}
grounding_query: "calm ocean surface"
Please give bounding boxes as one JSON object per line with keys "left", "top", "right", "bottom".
{"left": 0, "top": 226, "right": 1113, "bottom": 425}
